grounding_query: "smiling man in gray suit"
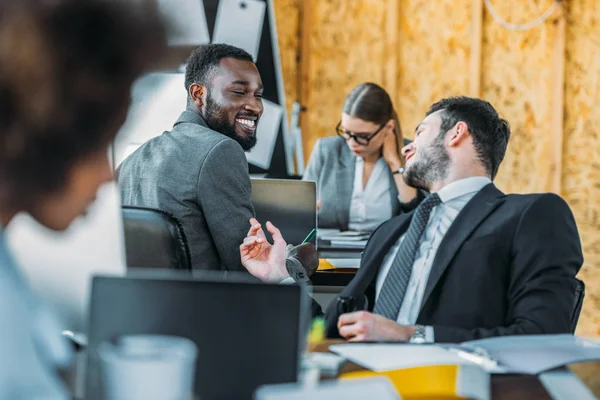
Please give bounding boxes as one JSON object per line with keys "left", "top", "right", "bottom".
{"left": 118, "top": 44, "right": 316, "bottom": 276}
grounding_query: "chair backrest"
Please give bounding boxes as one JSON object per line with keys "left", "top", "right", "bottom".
{"left": 121, "top": 206, "right": 191, "bottom": 271}
{"left": 571, "top": 278, "right": 585, "bottom": 333}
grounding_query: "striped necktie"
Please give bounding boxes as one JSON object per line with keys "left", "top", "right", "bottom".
{"left": 373, "top": 193, "right": 442, "bottom": 320}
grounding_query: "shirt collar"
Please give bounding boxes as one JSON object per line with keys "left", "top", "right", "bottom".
{"left": 436, "top": 176, "right": 492, "bottom": 203}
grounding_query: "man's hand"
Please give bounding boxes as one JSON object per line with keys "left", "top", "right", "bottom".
{"left": 337, "top": 311, "right": 415, "bottom": 342}
{"left": 240, "top": 218, "right": 289, "bottom": 282}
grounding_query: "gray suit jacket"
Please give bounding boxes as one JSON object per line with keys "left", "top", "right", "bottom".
{"left": 302, "top": 136, "right": 423, "bottom": 230}
{"left": 117, "top": 110, "right": 254, "bottom": 271}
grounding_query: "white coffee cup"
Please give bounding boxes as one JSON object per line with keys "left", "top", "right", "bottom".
{"left": 99, "top": 335, "right": 197, "bottom": 400}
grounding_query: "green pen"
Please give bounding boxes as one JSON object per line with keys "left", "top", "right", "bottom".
{"left": 301, "top": 228, "right": 317, "bottom": 244}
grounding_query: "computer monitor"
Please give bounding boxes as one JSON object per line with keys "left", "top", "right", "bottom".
{"left": 85, "top": 272, "right": 309, "bottom": 400}
{"left": 250, "top": 179, "right": 316, "bottom": 246}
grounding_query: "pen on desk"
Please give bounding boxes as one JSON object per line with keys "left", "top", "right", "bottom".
{"left": 301, "top": 228, "right": 317, "bottom": 244}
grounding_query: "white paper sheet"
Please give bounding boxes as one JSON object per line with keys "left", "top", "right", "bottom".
{"left": 255, "top": 377, "right": 400, "bottom": 400}
{"left": 329, "top": 344, "right": 468, "bottom": 372}
{"left": 245, "top": 99, "right": 282, "bottom": 169}
{"left": 157, "top": 0, "right": 210, "bottom": 46}
{"left": 330, "top": 335, "right": 600, "bottom": 376}
{"left": 325, "top": 258, "right": 361, "bottom": 269}
{"left": 212, "top": 0, "right": 266, "bottom": 61}
{"left": 464, "top": 334, "right": 600, "bottom": 375}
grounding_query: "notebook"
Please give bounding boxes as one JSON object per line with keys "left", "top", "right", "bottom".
{"left": 330, "top": 334, "right": 600, "bottom": 375}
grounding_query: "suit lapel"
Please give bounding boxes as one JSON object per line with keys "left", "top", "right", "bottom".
{"left": 335, "top": 145, "right": 355, "bottom": 230}
{"left": 420, "top": 184, "right": 505, "bottom": 311}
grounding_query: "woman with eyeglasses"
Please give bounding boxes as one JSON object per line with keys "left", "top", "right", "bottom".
{"left": 303, "top": 82, "right": 424, "bottom": 231}
{"left": 0, "top": 0, "right": 165, "bottom": 397}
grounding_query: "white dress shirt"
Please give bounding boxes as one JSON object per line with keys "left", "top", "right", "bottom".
{"left": 375, "top": 176, "right": 492, "bottom": 342}
{"left": 348, "top": 157, "right": 393, "bottom": 232}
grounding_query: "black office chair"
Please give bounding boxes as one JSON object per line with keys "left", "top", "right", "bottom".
{"left": 122, "top": 206, "right": 192, "bottom": 271}
{"left": 571, "top": 278, "right": 585, "bottom": 333}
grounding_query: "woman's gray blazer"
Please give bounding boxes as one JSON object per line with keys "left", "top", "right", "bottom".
{"left": 302, "top": 136, "right": 424, "bottom": 230}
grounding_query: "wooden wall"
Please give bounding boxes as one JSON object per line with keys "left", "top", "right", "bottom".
{"left": 274, "top": 0, "right": 600, "bottom": 338}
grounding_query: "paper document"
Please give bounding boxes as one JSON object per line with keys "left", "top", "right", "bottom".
{"left": 463, "top": 334, "right": 600, "bottom": 375}
{"left": 331, "top": 335, "right": 600, "bottom": 375}
{"left": 320, "top": 231, "right": 371, "bottom": 241}
{"left": 326, "top": 258, "right": 360, "bottom": 269}
{"left": 328, "top": 240, "right": 368, "bottom": 248}
{"left": 157, "top": 0, "right": 210, "bottom": 46}
{"left": 212, "top": 0, "right": 265, "bottom": 61}
{"left": 329, "top": 344, "right": 469, "bottom": 372}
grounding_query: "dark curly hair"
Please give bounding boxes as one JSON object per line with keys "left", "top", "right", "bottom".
{"left": 426, "top": 96, "right": 510, "bottom": 180}
{"left": 0, "top": 0, "right": 166, "bottom": 210}
{"left": 184, "top": 43, "right": 254, "bottom": 101}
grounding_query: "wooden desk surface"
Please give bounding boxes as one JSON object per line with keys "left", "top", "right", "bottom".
{"left": 310, "top": 341, "right": 600, "bottom": 399}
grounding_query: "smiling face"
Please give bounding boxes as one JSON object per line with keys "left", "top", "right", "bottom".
{"left": 200, "top": 57, "right": 264, "bottom": 151}
{"left": 401, "top": 110, "right": 451, "bottom": 191}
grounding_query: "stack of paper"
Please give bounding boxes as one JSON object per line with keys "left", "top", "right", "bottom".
{"left": 330, "top": 335, "right": 600, "bottom": 375}
{"left": 319, "top": 231, "right": 371, "bottom": 249}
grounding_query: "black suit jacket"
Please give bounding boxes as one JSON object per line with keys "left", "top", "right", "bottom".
{"left": 325, "top": 184, "right": 584, "bottom": 343}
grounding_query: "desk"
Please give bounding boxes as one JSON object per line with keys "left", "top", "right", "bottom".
{"left": 312, "top": 263, "right": 358, "bottom": 310}
{"left": 312, "top": 268, "right": 356, "bottom": 287}
{"left": 311, "top": 341, "right": 600, "bottom": 400}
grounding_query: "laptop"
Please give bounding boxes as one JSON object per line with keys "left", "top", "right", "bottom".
{"left": 250, "top": 179, "right": 316, "bottom": 246}
{"left": 85, "top": 272, "right": 309, "bottom": 400}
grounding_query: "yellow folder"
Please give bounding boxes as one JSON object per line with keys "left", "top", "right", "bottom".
{"left": 340, "top": 364, "right": 489, "bottom": 400}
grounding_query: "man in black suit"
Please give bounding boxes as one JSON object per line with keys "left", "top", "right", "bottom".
{"left": 240, "top": 96, "right": 583, "bottom": 343}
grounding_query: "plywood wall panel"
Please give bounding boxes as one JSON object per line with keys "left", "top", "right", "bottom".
{"left": 273, "top": 0, "right": 600, "bottom": 337}
{"left": 481, "top": 0, "right": 559, "bottom": 194}
{"left": 397, "top": 0, "right": 473, "bottom": 139}
{"left": 272, "top": 0, "right": 301, "bottom": 122}
{"left": 299, "top": 0, "right": 394, "bottom": 160}
{"left": 563, "top": 0, "right": 600, "bottom": 337}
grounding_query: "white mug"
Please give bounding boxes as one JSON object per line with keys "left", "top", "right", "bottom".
{"left": 99, "top": 335, "right": 197, "bottom": 400}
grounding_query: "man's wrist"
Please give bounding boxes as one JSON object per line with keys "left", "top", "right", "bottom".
{"left": 408, "top": 325, "right": 434, "bottom": 343}
{"left": 405, "top": 325, "right": 417, "bottom": 341}
{"left": 285, "top": 257, "right": 308, "bottom": 283}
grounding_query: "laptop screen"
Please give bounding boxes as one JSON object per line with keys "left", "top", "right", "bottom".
{"left": 250, "top": 178, "right": 317, "bottom": 246}
{"left": 85, "top": 273, "right": 307, "bottom": 400}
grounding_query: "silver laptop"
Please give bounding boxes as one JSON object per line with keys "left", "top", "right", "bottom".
{"left": 250, "top": 179, "right": 317, "bottom": 246}
{"left": 85, "top": 271, "right": 310, "bottom": 400}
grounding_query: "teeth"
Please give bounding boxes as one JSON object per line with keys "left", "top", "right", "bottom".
{"left": 236, "top": 118, "right": 256, "bottom": 128}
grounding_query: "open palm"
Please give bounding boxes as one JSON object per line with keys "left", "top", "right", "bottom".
{"left": 240, "top": 218, "right": 288, "bottom": 282}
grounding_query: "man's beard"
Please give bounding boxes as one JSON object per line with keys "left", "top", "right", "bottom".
{"left": 403, "top": 134, "right": 450, "bottom": 192}
{"left": 202, "top": 93, "right": 257, "bottom": 151}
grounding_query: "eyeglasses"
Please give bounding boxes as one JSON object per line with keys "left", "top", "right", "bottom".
{"left": 335, "top": 121, "right": 386, "bottom": 146}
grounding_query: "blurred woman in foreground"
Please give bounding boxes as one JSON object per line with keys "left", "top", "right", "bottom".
{"left": 0, "top": 0, "right": 165, "bottom": 397}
